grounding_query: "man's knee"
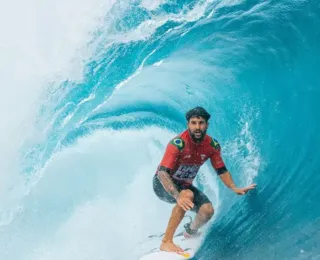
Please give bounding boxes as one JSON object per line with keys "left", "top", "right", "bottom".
{"left": 199, "top": 203, "right": 214, "bottom": 218}
{"left": 179, "top": 189, "right": 194, "bottom": 200}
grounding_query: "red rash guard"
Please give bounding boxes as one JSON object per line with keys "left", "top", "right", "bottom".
{"left": 157, "top": 130, "right": 227, "bottom": 186}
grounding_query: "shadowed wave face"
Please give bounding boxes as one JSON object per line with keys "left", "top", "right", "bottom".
{"left": 0, "top": 0, "right": 319, "bottom": 259}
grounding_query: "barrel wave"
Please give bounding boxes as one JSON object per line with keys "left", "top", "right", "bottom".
{"left": 0, "top": 0, "right": 319, "bottom": 259}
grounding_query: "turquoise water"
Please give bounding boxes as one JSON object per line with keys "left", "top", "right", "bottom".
{"left": 0, "top": 0, "right": 319, "bottom": 259}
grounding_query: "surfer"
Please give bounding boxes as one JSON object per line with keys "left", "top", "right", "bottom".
{"left": 153, "top": 106, "right": 257, "bottom": 253}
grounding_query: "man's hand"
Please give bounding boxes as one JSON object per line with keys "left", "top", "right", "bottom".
{"left": 231, "top": 184, "right": 257, "bottom": 195}
{"left": 176, "top": 196, "right": 194, "bottom": 211}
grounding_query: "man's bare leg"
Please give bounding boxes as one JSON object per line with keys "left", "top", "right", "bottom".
{"left": 160, "top": 190, "right": 194, "bottom": 252}
{"left": 189, "top": 203, "right": 214, "bottom": 231}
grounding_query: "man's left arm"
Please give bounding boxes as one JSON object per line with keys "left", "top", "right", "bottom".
{"left": 210, "top": 139, "right": 256, "bottom": 195}
{"left": 212, "top": 164, "right": 243, "bottom": 194}
{"left": 219, "top": 171, "right": 256, "bottom": 195}
{"left": 218, "top": 169, "right": 236, "bottom": 189}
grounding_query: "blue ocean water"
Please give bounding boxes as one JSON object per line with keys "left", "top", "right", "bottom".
{"left": 0, "top": 0, "right": 319, "bottom": 259}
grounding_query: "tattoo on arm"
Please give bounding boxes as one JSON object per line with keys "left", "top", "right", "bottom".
{"left": 157, "top": 171, "right": 180, "bottom": 199}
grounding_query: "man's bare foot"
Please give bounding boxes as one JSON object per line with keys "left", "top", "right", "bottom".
{"left": 160, "top": 241, "right": 184, "bottom": 252}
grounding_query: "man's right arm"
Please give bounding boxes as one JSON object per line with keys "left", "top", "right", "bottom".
{"left": 157, "top": 168, "right": 180, "bottom": 199}
{"left": 157, "top": 139, "right": 182, "bottom": 199}
{"left": 157, "top": 140, "right": 195, "bottom": 211}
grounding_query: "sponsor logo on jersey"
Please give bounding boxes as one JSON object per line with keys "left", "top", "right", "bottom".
{"left": 173, "top": 165, "right": 200, "bottom": 180}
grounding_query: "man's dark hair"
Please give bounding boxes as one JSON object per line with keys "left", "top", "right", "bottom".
{"left": 186, "top": 107, "right": 211, "bottom": 122}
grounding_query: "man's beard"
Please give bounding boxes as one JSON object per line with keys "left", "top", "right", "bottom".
{"left": 188, "top": 129, "right": 207, "bottom": 143}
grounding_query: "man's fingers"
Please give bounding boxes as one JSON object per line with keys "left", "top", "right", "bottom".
{"left": 185, "top": 202, "right": 193, "bottom": 210}
{"left": 177, "top": 196, "right": 195, "bottom": 210}
{"left": 238, "top": 184, "right": 257, "bottom": 194}
{"left": 180, "top": 201, "right": 190, "bottom": 211}
{"left": 182, "top": 198, "right": 194, "bottom": 207}
{"left": 184, "top": 205, "right": 190, "bottom": 211}
{"left": 245, "top": 184, "right": 257, "bottom": 191}
{"left": 181, "top": 203, "right": 188, "bottom": 211}
{"left": 179, "top": 199, "right": 194, "bottom": 211}
{"left": 186, "top": 200, "right": 194, "bottom": 208}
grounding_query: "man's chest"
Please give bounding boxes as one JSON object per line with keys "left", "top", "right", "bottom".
{"left": 178, "top": 146, "right": 211, "bottom": 165}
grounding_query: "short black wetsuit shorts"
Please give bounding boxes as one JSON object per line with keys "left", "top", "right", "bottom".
{"left": 153, "top": 175, "right": 211, "bottom": 213}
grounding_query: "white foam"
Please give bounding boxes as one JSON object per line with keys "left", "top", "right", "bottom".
{"left": 225, "top": 117, "right": 261, "bottom": 187}
{"left": 140, "top": 0, "right": 167, "bottom": 11}
{"left": 0, "top": 0, "right": 116, "bottom": 226}
{"left": 112, "top": 0, "right": 215, "bottom": 43}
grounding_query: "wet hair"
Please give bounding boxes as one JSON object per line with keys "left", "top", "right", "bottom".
{"left": 186, "top": 107, "right": 211, "bottom": 122}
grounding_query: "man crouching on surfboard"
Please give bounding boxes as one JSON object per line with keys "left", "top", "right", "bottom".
{"left": 153, "top": 107, "right": 257, "bottom": 253}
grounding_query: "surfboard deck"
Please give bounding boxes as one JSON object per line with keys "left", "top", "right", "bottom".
{"left": 139, "top": 233, "right": 202, "bottom": 260}
{"left": 139, "top": 249, "right": 195, "bottom": 260}
{"left": 138, "top": 215, "right": 204, "bottom": 260}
